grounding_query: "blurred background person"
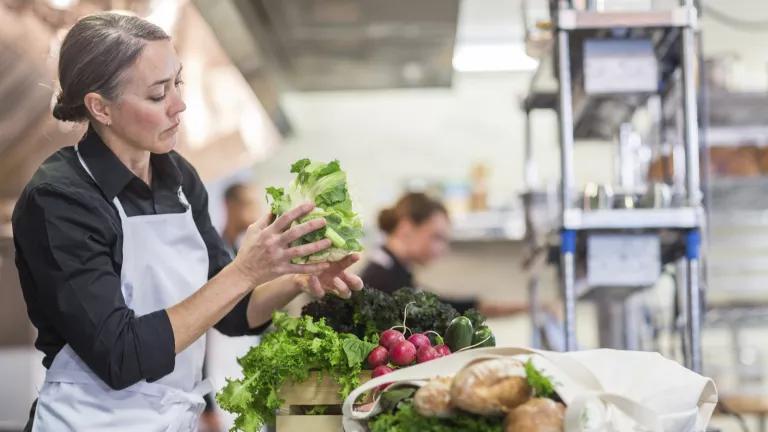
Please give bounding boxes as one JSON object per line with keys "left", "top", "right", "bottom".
{"left": 221, "top": 183, "right": 262, "bottom": 256}
{"left": 360, "top": 192, "right": 527, "bottom": 317}
{"left": 201, "top": 181, "right": 266, "bottom": 432}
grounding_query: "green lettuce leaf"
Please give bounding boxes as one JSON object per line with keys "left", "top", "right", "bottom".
{"left": 266, "top": 159, "right": 363, "bottom": 264}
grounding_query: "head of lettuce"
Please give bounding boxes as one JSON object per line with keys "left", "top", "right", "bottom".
{"left": 266, "top": 159, "right": 364, "bottom": 264}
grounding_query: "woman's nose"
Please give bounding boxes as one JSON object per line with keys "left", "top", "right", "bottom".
{"left": 168, "top": 89, "right": 186, "bottom": 117}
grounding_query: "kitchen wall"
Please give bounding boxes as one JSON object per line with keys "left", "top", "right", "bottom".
{"left": 251, "top": 71, "right": 617, "bottom": 229}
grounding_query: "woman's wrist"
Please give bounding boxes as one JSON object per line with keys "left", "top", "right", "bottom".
{"left": 227, "top": 261, "right": 263, "bottom": 294}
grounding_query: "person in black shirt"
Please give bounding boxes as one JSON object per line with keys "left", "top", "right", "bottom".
{"left": 361, "top": 192, "right": 527, "bottom": 316}
{"left": 14, "top": 13, "right": 362, "bottom": 431}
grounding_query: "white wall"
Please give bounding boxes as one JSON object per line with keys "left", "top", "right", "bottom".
{"left": 700, "top": 0, "right": 768, "bottom": 91}
{"left": 252, "top": 72, "right": 616, "bottom": 229}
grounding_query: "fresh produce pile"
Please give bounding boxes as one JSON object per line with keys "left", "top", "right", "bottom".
{"left": 216, "top": 312, "right": 376, "bottom": 431}
{"left": 265, "top": 158, "right": 363, "bottom": 264}
{"left": 218, "top": 288, "right": 498, "bottom": 431}
{"left": 303, "top": 286, "right": 496, "bottom": 385}
{"left": 366, "top": 358, "right": 563, "bottom": 432}
{"left": 301, "top": 286, "right": 490, "bottom": 340}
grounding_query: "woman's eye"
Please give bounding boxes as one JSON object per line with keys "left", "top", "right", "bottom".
{"left": 175, "top": 80, "right": 184, "bottom": 88}
{"left": 150, "top": 94, "right": 166, "bottom": 102}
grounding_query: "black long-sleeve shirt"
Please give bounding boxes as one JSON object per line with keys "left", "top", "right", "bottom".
{"left": 360, "top": 246, "right": 477, "bottom": 314}
{"left": 12, "top": 127, "right": 268, "bottom": 390}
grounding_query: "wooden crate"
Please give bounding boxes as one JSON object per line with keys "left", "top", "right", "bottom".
{"left": 276, "top": 371, "right": 371, "bottom": 432}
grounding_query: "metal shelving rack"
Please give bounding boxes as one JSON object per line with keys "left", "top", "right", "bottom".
{"left": 523, "top": 0, "right": 706, "bottom": 373}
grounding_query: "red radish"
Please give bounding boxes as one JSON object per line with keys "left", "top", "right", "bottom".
{"left": 372, "top": 365, "right": 394, "bottom": 378}
{"left": 367, "top": 346, "right": 389, "bottom": 368}
{"left": 407, "top": 333, "right": 431, "bottom": 350}
{"left": 379, "top": 329, "right": 405, "bottom": 350}
{"left": 434, "top": 344, "right": 452, "bottom": 357}
{"left": 416, "top": 345, "right": 440, "bottom": 363}
{"left": 390, "top": 340, "right": 417, "bottom": 366}
{"left": 372, "top": 365, "right": 394, "bottom": 392}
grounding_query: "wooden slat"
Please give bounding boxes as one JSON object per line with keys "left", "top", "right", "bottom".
{"left": 276, "top": 415, "right": 343, "bottom": 432}
{"left": 278, "top": 371, "right": 370, "bottom": 407}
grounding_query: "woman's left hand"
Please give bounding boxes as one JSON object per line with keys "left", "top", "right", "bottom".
{"left": 296, "top": 254, "right": 364, "bottom": 299}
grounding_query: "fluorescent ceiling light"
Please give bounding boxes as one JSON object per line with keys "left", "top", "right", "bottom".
{"left": 146, "top": 0, "right": 179, "bottom": 34}
{"left": 48, "top": 0, "right": 78, "bottom": 9}
{"left": 452, "top": 42, "right": 539, "bottom": 73}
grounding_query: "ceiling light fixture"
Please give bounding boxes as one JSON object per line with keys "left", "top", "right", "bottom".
{"left": 452, "top": 42, "right": 539, "bottom": 73}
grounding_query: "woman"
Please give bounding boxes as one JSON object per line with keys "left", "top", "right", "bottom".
{"left": 12, "top": 13, "right": 361, "bottom": 431}
{"left": 361, "top": 192, "right": 526, "bottom": 316}
{"left": 361, "top": 192, "right": 450, "bottom": 295}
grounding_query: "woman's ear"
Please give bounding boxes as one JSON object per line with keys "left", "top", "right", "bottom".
{"left": 83, "top": 92, "right": 112, "bottom": 126}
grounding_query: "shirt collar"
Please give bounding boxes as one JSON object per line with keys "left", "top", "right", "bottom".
{"left": 77, "top": 126, "right": 183, "bottom": 200}
{"left": 381, "top": 245, "right": 413, "bottom": 278}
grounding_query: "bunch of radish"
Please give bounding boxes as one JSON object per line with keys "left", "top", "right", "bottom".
{"left": 366, "top": 302, "right": 455, "bottom": 382}
{"left": 367, "top": 328, "right": 452, "bottom": 372}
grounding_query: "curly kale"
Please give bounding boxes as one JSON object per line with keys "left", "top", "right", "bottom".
{"left": 302, "top": 287, "right": 399, "bottom": 338}
{"left": 461, "top": 308, "right": 487, "bottom": 330}
{"left": 391, "top": 287, "right": 460, "bottom": 335}
{"left": 301, "top": 287, "right": 485, "bottom": 339}
{"left": 301, "top": 292, "right": 357, "bottom": 334}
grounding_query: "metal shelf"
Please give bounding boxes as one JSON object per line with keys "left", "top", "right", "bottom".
{"left": 563, "top": 207, "right": 703, "bottom": 230}
{"left": 558, "top": 7, "right": 697, "bottom": 31}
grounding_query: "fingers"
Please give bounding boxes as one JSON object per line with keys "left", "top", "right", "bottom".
{"left": 332, "top": 276, "right": 351, "bottom": 299}
{"left": 271, "top": 202, "right": 315, "bottom": 232}
{"left": 308, "top": 275, "right": 324, "bottom": 298}
{"left": 339, "top": 270, "right": 364, "bottom": 291}
{"left": 285, "top": 239, "right": 331, "bottom": 259}
{"left": 335, "top": 253, "right": 361, "bottom": 270}
{"left": 251, "top": 213, "right": 273, "bottom": 231}
{"left": 287, "top": 261, "right": 330, "bottom": 275}
{"left": 279, "top": 217, "right": 326, "bottom": 245}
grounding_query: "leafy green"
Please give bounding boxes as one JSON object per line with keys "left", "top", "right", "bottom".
{"left": 305, "top": 406, "right": 329, "bottom": 415}
{"left": 378, "top": 387, "right": 418, "bottom": 413}
{"left": 302, "top": 287, "right": 488, "bottom": 340}
{"left": 266, "top": 158, "right": 363, "bottom": 264}
{"left": 461, "top": 308, "right": 487, "bottom": 330}
{"left": 392, "top": 288, "right": 464, "bottom": 336}
{"left": 217, "top": 312, "right": 373, "bottom": 431}
{"left": 341, "top": 336, "right": 377, "bottom": 368}
{"left": 369, "top": 404, "right": 503, "bottom": 432}
{"left": 525, "top": 359, "right": 557, "bottom": 399}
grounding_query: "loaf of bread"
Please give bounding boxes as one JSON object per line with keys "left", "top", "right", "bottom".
{"left": 505, "top": 398, "right": 565, "bottom": 432}
{"left": 450, "top": 358, "right": 531, "bottom": 416}
{"left": 413, "top": 376, "right": 454, "bottom": 418}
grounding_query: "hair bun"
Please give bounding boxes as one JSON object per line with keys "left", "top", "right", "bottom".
{"left": 52, "top": 96, "right": 86, "bottom": 122}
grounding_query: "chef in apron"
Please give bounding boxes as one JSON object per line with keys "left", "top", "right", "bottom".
{"left": 12, "top": 13, "right": 362, "bottom": 432}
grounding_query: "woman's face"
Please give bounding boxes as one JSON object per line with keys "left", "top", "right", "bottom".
{"left": 404, "top": 212, "right": 451, "bottom": 265}
{"left": 108, "top": 40, "right": 186, "bottom": 154}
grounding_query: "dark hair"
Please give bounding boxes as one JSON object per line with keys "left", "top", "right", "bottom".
{"left": 378, "top": 192, "right": 448, "bottom": 234}
{"left": 224, "top": 183, "right": 249, "bottom": 204}
{"left": 53, "top": 13, "right": 170, "bottom": 122}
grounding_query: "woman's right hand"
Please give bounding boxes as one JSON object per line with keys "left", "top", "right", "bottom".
{"left": 233, "top": 202, "right": 332, "bottom": 286}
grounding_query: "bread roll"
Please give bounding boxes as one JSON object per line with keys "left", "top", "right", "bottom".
{"left": 413, "top": 376, "right": 453, "bottom": 418}
{"left": 505, "top": 398, "right": 565, "bottom": 432}
{"left": 450, "top": 358, "right": 530, "bottom": 415}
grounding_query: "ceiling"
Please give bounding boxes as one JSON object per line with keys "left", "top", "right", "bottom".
{"left": 198, "top": 0, "right": 461, "bottom": 91}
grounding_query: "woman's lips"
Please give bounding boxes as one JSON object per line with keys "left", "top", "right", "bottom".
{"left": 163, "top": 123, "right": 180, "bottom": 136}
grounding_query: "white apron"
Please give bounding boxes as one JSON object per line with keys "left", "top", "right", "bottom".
{"left": 32, "top": 148, "right": 211, "bottom": 431}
